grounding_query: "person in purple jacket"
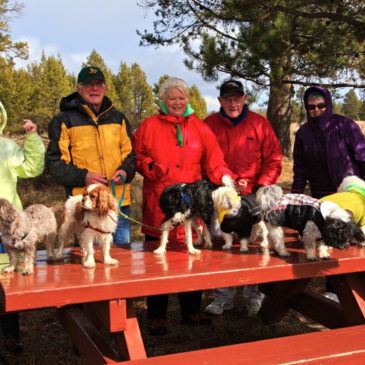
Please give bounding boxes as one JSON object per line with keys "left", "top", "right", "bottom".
{"left": 292, "top": 86, "right": 365, "bottom": 301}
{"left": 292, "top": 86, "right": 365, "bottom": 199}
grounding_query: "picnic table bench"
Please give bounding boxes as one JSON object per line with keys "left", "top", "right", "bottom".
{"left": 1, "top": 231, "right": 365, "bottom": 364}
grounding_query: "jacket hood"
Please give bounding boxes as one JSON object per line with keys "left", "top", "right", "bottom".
{"left": 304, "top": 86, "right": 333, "bottom": 126}
{"left": 59, "top": 91, "right": 112, "bottom": 115}
{"left": 0, "top": 101, "right": 7, "bottom": 134}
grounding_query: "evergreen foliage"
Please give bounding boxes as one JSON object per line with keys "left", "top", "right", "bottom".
{"left": 189, "top": 85, "right": 207, "bottom": 120}
{"left": 342, "top": 90, "right": 362, "bottom": 121}
{"left": 0, "top": 0, "right": 28, "bottom": 59}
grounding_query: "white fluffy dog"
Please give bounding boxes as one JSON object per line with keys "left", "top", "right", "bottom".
{"left": 0, "top": 198, "right": 58, "bottom": 275}
{"left": 256, "top": 185, "right": 365, "bottom": 260}
{"left": 211, "top": 177, "right": 268, "bottom": 253}
{"left": 58, "top": 184, "right": 119, "bottom": 268}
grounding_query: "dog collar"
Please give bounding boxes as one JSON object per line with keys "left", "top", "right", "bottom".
{"left": 345, "top": 184, "right": 365, "bottom": 198}
{"left": 85, "top": 224, "right": 112, "bottom": 234}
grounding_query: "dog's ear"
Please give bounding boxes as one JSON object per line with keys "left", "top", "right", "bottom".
{"left": 98, "top": 187, "right": 116, "bottom": 216}
{"left": 74, "top": 201, "right": 85, "bottom": 223}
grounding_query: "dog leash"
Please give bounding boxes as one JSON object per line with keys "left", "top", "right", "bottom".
{"left": 110, "top": 174, "right": 162, "bottom": 231}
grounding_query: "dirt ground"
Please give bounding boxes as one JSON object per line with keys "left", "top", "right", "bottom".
{"left": 0, "top": 157, "right": 330, "bottom": 365}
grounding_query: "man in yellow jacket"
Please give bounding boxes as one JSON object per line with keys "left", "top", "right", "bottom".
{"left": 0, "top": 100, "right": 45, "bottom": 353}
{"left": 46, "top": 66, "right": 136, "bottom": 244}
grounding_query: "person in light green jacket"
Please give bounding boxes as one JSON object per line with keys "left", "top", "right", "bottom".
{"left": 0, "top": 100, "right": 45, "bottom": 353}
{"left": 0, "top": 101, "right": 45, "bottom": 209}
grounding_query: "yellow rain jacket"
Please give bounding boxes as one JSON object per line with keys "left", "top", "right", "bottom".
{"left": 46, "top": 92, "right": 135, "bottom": 203}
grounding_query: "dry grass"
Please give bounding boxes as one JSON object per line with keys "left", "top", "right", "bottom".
{"left": 0, "top": 158, "right": 328, "bottom": 364}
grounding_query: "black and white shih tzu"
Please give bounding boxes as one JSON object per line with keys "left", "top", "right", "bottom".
{"left": 256, "top": 185, "right": 365, "bottom": 260}
{"left": 155, "top": 177, "right": 225, "bottom": 255}
{"left": 211, "top": 181, "right": 268, "bottom": 253}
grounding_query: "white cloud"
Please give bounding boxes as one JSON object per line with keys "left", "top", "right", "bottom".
{"left": 204, "top": 95, "right": 220, "bottom": 113}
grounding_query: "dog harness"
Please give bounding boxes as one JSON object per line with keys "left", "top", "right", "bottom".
{"left": 265, "top": 194, "right": 326, "bottom": 234}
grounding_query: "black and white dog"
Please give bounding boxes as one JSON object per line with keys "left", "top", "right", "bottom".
{"left": 256, "top": 185, "right": 365, "bottom": 260}
{"left": 155, "top": 179, "right": 220, "bottom": 255}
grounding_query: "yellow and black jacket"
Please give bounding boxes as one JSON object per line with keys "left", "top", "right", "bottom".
{"left": 46, "top": 92, "right": 135, "bottom": 205}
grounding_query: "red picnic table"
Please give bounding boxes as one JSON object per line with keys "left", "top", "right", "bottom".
{"left": 1, "top": 231, "right": 365, "bottom": 364}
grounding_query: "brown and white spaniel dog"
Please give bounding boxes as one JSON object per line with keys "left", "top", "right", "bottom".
{"left": 58, "top": 183, "right": 119, "bottom": 268}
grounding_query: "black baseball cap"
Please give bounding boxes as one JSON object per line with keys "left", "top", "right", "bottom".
{"left": 77, "top": 66, "right": 105, "bottom": 84}
{"left": 219, "top": 80, "right": 244, "bottom": 97}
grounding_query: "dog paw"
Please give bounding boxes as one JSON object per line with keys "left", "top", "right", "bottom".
{"left": 83, "top": 259, "right": 96, "bottom": 269}
{"left": 104, "top": 257, "right": 118, "bottom": 265}
{"left": 278, "top": 250, "right": 291, "bottom": 257}
{"left": 153, "top": 248, "right": 166, "bottom": 255}
{"left": 188, "top": 248, "right": 201, "bottom": 255}
{"left": 2, "top": 266, "right": 15, "bottom": 274}
{"left": 22, "top": 268, "right": 34, "bottom": 275}
{"left": 222, "top": 244, "right": 232, "bottom": 250}
{"left": 260, "top": 247, "right": 270, "bottom": 255}
{"left": 306, "top": 255, "right": 319, "bottom": 261}
{"left": 320, "top": 255, "right": 331, "bottom": 260}
{"left": 204, "top": 242, "right": 213, "bottom": 249}
{"left": 240, "top": 246, "right": 249, "bottom": 253}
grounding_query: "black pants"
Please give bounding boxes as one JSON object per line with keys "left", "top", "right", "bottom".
{"left": 145, "top": 235, "right": 202, "bottom": 320}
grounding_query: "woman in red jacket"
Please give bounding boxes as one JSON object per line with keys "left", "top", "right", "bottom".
{"left": 133, "top": 77, "right": 237, "bottom": 335}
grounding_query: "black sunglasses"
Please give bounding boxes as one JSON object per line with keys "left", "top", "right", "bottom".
{"left": 306, "top": 103, "right": 326, "bottom": 110}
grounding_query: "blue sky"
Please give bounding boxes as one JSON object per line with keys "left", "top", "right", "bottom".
{"left": 9, "top": 0, "right": 226, "bottom": 111}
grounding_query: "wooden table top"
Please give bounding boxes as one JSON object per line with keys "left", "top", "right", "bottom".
{"left": 1, "top": 235, "right": 365, "bottom": 312}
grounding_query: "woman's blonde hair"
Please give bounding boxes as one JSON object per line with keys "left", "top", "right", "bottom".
{"left": 159, "top": 77, "right": 189, "bottom": 102}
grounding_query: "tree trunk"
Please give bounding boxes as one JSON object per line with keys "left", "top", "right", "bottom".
{"left": 266, "top": 74, "right": 293, "bottom": 157}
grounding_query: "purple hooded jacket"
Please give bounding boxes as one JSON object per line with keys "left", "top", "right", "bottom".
{"left": 292, "top": 86, "right": 365, "bottom": 198}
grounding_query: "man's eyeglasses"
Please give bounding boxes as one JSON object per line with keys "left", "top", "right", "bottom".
{"left": 306, "top": 103, "right": 326, "bottom": 110}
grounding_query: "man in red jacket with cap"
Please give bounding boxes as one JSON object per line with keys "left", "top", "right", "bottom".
{"left": 204, "top": 79, "right": 282, "bottom": 316}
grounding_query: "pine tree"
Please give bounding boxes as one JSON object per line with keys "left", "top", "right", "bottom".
{"left": 29, "top": 53, "right": 73, "bottom": 130}
{"left": 114, "top": 62, "right": 134, "bottom": 120}
{"left": 189, "top": 85, "right": 207, "bottom": 120}
{"left": 342, "top": 90, "right": 362, "bottom": 121}
{"left": 0, "top": 0, "right": 28, "bottom": 59}
{"left": 129, "top": 63, "right": 155, "bottom": 128}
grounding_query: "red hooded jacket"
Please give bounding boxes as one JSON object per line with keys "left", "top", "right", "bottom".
{"left": 205, "top": 109, "right": 282, "bottom": 193}
{"left": 133, "top": 111, "right": 236, "bottom": 241}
